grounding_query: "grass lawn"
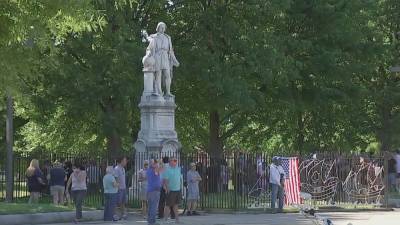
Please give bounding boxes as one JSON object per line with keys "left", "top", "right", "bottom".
{"left": 0, "top": 202, "right": 76, "bottom": 215}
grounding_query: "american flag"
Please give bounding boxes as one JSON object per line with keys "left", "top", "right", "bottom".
{"left": 280, "top": 157, "right": 301, "bottom": 205}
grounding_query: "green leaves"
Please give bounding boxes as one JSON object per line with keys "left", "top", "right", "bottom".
{"left": 1, "top": 0, "right": 400, "bottom": 155}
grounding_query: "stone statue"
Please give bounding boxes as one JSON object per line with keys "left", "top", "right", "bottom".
{"left": 142, "top": 22, "right": 179, "bottom": 97}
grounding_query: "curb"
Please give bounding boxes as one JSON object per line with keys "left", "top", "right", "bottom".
{"left": 203, "top": 207, "right": 394, "bottom": 214}
{"left": 0, "top": 210, "right": 103, "bottom": 225}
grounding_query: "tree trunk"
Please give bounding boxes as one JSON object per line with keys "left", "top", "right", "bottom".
{"left": 209, "top": 110, "right": 223, "bottom": 158}
{"left": 107, "top": 130, "right": 122, "bottom": 160}
{"left": 103, "top": 98, "right": 122, "bottom": 159}
{"left": 6, "top": 95, "right": 14, "bottom": 202}
{"left": 378, "top": 104, "right": 391, "bottom": 152}
{"left": 208, "top": 110, "right": 223, "bottom": 193}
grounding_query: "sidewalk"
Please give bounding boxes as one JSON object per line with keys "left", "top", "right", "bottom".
{"left": 318, "top": 211, "right": 400, "bottom": 225}
{"left": 42, "top": 213, "right": 314, "bottom": 225}
{"left": 41, "top": 210, "right": 400, "bottom": 225}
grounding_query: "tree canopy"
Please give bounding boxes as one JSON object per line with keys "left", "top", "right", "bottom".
{"left": 1, "top": 0, "right": 399, "bottom": 157}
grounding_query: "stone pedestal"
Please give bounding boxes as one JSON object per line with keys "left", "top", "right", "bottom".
{"left": 134, "top": 92, "right": 181, "bottom": 163}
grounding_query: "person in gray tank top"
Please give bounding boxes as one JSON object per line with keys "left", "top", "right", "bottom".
{"left": 67, "top": 162, "right": 87, "bottom": 223}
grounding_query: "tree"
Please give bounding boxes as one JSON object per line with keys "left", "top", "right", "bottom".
{"left": 172, "top": 0, "right": 288, "bottom": 157}
{"left": 18, "top": 0, "right": 171, "bottom": 157}
{"left": 172, "top": 0, "right": 384, "bottom": 155}
{"left": 2, "top": 0, "right": 399, "bottom": 159}
{"left": 359, "top": 0, "right": 400, "bottom": 152}
{"left": 0, "top": 0, "right": 106, "bottom": 202}
{"left": 251, "top": 0, "right": 383, "bottom": 154}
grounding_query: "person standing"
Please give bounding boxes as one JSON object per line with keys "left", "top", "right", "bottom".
{"left": 103, "top": 166, "right": 119, "bottom": 221}
{"left": 395, "top": 150, "right": 400, "bottom": 191}
{"left": 67, "top": 162, "right": 87, "bottom": 223}
{"left": 138, "top": 160, "right": 149, "bottom": 219}
{"left": 388, "top": 156, "right": 397, "bottom": 192}
{"left": 49, "top": 161, "right": 66, "bottom": 205}
{"left": 269, "top": 157, "right": 285, "bottom": 213}
{"left": 26, "top": 159, "right": 45, "bottom": 204}
{"left": 187, "top": 162, "right": 202, "bottom": 216}
{"left": 64, "top": 160, "right": 73, "bottom": 204}
{"left": 219, "top": 160, "right": 228, "bottom": 192}
{"left": 162, "top": 157, "right": 182, "bottom": 224}
{"left": 146, "top": 159, "right": 161, "bottom": 225}
{"left": 158, "top": 156, "right": 175, "bottom": 219}
{"left": 114, "top": 156, "right": 128, "bottom": 220}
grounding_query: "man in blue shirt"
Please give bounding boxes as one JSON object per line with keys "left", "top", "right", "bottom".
{"left": 147, "top": 159, "right": 161, "bottom": 225}
{"left": 162, "top": 157, "right": 182, "bottom": 224}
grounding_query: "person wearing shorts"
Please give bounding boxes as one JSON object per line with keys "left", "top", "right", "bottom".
{"left": 49, "top": 161, "right": 66, "bottom": 205}
{"left": 114, "top": 156, "right": 128, "bottom": 220}
{"left": 162, "top": 157, "right": 182, "bottom": 224}
{"left": 158, "top": 157, "right": 175, "bottom": 219}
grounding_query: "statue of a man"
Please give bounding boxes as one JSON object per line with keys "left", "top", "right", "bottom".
{"left": 144, "top": 22, "right": 179, "bottom": 97}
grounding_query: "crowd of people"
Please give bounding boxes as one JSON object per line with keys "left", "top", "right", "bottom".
{"left": 25, "top": 158, "right": 92, "bottom": 223}
{"left": 23, "top": 150, "right": 399, "bottom": 224}
{"left": 24, "top": 155, "right": 202, "bottom": 224}
{"left": 135, "top": 156, "right": 202, "bottom": 225}
{"left": 24, "top": 154, "right": 287, "bottom": 224}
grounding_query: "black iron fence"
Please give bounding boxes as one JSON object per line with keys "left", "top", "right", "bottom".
{"left": 0, "top": 151, "right": 389, "bottom": 209}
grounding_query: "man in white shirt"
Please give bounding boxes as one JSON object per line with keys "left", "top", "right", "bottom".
{"left": 269, "top": 156, "right": 285, "bottom": 213}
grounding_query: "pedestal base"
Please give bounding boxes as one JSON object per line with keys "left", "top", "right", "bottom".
{"left": 134, "top": 94, "right": 181, "bottom": 165}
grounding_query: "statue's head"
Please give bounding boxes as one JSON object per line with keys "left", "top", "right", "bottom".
{"left": 156, "top": 22, "right": 166, "bottom": 34}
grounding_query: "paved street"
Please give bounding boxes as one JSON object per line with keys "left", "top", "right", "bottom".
{"left": 318, "top": 211, "right": 400, "bottom": 225}
{"left": 42, "top": 210, "right": 400, "bottom": 225}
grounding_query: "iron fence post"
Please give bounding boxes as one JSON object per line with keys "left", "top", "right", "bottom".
{"left": 233, "top": 153, "right": 237, "bottom": 211}
{"left": 6, "top": 95, "right": 14, "bottom": 202}
{"left": 383, "top": 152, "right": 389, "bottom": 208}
